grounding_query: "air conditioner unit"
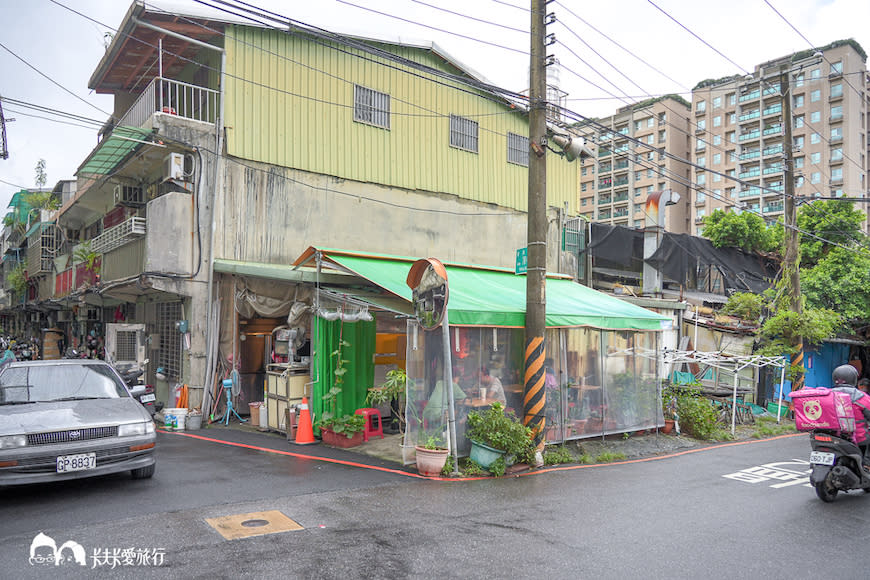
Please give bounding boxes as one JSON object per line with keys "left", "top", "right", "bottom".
{"left": 163, "top": 153, "right": 185, "bottom": 181}
{"left": 113, "top": 184, "right": 145, "bottom": 207}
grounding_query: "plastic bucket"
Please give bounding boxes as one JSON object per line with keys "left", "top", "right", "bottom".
{"left": 164, "top": 408, "right": 188, "bottom": 430}
{"left": 258, "top": 404, "right": 268, "bottom": 431}
{"left": 187, "top": 413, "right": 202, "bottom": 430}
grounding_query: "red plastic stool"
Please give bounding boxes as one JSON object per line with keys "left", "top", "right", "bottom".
{"left": 355, "top": 408, "right": 384, "bottom": 442}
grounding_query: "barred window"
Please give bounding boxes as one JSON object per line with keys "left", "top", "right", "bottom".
{"left": 507, "top": 132, "right": 528, "bottom": 166}
{"left": 353, "top": 85, "right": 390, "bottom": 129}
{"left": 449, "top": 115, "right": 479, "bottom": 153}
{"left": 155, "top": 302, "right": 182, "bottom": 379}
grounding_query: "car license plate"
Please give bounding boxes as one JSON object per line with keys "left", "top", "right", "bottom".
{"left": 810, "top": 451, "right": 835, "bottom": 466}
{"left": 140, "top": 393, "right": 156, "bottom": 403}
{"left": 56, "top": 453, "right": 96, "bottom": 473}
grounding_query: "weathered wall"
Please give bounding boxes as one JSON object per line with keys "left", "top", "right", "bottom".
{"left": 217, "top": 158, "right": 532, "bottom": 269}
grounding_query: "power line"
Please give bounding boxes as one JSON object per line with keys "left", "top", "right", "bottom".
{"left": 0, "top": 41, "right": 110, "bottom": 118}
{"left": 333, "top": 0, "right": 527, "bottom": 55}
{"left": 645, "top": 0, "right": 752, "bottom": 77}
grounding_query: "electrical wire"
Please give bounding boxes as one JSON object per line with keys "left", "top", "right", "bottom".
{"left": 0, "top": 41, "right": 111, "bottom": 118}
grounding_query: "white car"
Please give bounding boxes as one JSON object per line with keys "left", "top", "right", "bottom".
{"left": 0, "top": 359, "right": 156, "bottom": 486}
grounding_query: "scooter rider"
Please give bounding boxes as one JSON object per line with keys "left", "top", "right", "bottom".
{"left": 830, "top": 364, "right": 870, "bottom": 466}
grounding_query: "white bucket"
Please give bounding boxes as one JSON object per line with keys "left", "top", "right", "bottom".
{"left": 164, "top": 408, "right": 188, "bottom": 430}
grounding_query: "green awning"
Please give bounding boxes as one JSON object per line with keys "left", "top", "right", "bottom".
{"left": 305, "top": 249, "right": 671, "bottom": 331}
{"left": 76, "top": 126, "right": 156, "bottom": 177}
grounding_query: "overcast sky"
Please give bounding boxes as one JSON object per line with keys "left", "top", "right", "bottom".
{"left": 1, "top": 0, "right": 868, "bottom": 211}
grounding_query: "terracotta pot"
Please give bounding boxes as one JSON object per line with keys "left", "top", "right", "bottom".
{"left": 321, "top": 428, "right": 364, "bottom": 448}
{"left": 415, "top": 446, "right": 449, "bottom": 476}
{"left": 662, "top": 419, "right": 675, "bottom": 434}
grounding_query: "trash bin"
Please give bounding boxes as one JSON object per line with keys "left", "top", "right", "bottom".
{"left": 285, "top": 408, "right": 297, "bottom": 441}
{"left": 248, "top": 402, "right": 261, "bottom": 427}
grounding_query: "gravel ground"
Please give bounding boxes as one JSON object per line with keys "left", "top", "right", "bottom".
{"left": 561, "top": 421, "right": 793, "bottom": 463}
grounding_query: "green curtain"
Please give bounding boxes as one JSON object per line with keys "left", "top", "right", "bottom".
{"left": 312, "top": 315, "right": 376, "bottom": 432}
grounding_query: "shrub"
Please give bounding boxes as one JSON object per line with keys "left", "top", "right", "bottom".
{"left": 467, "top": 402, "right": 535, "bottom": 463}
{"left": 675, "top": 389, "right": 718, "bottom": 440}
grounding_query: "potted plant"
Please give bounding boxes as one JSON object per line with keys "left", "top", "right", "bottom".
{"left": 366, "top": 368, "right": 408, "bottom": 434}
{"left": 466, "top": 402, "right": 535, "bottom": 476}
{"left": 414, "top": 433, "right": 449, "bottom": 476}
{"left": 317, "top": 339, "right": 366, "bottom": 447}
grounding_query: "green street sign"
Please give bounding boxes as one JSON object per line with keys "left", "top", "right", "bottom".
{"left": 515, "top": 247, "right": 528, "bottom": 275}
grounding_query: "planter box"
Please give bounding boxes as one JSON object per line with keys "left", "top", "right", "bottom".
{"left": 320, "top": 428, "right": 364, "bottom": 448}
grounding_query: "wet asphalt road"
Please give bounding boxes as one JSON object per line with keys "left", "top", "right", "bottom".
{"left": 2, "top": 427, "right": 868, "bottom": 579}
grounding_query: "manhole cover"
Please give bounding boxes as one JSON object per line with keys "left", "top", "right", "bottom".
{"left": 206, "top": 510, "right": 303, "bottom": 540}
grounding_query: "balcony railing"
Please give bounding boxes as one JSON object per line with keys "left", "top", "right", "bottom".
{"left": 763, "top": 204, "right": 784, "bottom": 213}
{"left": 739, "top": 111, "right": 760, "bottom": 122}
{"left": 763, "top": 164, "right": 783, "bottom": 175}
{"left": 118, "top": 76, "right": 220, "bottom": 128}
{"left": 763, "top": 124, "right": 783, "bottom": 136}
{"left": 739, "top": 151, "right": 760, "bottom": 161}
{"left": 739, "top": 169, "right": 761, "bottom": 179}
{"left": 762, "top": 145, "right": 783, "bottom": 157}
{"left": 762, "top": 105, "right": 782, "bottom": 116}
{"left": 739, "top": 131, "right": 760, "bottom": 142}
{"left": 739, "top": 187, "right": 761, "bottom": 198}
{"left": 89, "top": 217, "right": 147, "bottom": 255}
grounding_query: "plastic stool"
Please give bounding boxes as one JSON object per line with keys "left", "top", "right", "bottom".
{"left": 355, "top": 408, "right": 384, "bottom": 442}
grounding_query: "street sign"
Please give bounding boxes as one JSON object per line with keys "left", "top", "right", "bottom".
{"left": 515, "top": 247, "right": 527, "bottom": 275}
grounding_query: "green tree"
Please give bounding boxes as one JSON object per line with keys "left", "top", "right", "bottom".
{"left": 801, "top": 246, "right": 870, "bottom": 322}
{"left": 720, "top": 292, "right": 764, "bottom": 321}
{"left": 796, "top": 200, "right": 866, "bottom": 267}
{"left": 701, "top": 209, "right": 778, "bottom": 254}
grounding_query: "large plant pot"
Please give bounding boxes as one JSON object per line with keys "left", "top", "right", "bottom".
{"left": 321, "top": 428, "right": 364, "bottom": 448}
{"left": 662, "top": 419, "right": 675, "bottom": 434}
{"left": 469, "top": 440, "right": 506, "bottom": 469}
{"left": 415, "top": 446, "right": 449, "bottom": 476}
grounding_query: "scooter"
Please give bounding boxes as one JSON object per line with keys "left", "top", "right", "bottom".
{"left": 115, "top": 362, "right": 163, "bottom": 420}
{"left": 808, "top": 430, "right": 870, "bottom": 502}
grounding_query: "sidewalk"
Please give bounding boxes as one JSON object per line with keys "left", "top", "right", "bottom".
{"left": 167, "top": 417, "right": 410, "bottom": 469}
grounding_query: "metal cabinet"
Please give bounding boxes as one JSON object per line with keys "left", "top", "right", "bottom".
{"left": 266, "top": 364, "right": 310, "bottom": 432}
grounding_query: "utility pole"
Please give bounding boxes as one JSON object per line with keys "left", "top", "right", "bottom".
{"left": 780, "top": 66, "right": 803, "bottom": 387}
{"left": 523, "top": 0, "right": 547, "bottom": 444}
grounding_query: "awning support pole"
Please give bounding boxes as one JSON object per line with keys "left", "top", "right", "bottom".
{"left": 440, "top": 314, "right": 460, "bottom": 475}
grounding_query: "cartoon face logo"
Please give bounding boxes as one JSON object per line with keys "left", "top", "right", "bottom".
{"left": 28, "top": 533, "right": 86, "bottom": 567}
{"left": 803, "top": 399, "right": 823, "bottom": 421}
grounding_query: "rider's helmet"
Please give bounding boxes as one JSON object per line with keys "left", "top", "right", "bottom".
{"left": 833, "top": 364, "right": 859, "bottom": 387}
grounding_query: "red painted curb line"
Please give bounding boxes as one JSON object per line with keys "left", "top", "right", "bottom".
{"left": 160, "top": 428, "right": 803, "bottom": 481}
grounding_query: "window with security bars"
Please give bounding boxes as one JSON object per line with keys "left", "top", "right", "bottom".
{"left": 353, "top": 85, "right": 390, "bottom": 129}
{"left": 449, "top": 115, "right": 479, "bottom": 153}
{"left": 507, "top": 132, "right": 528, "bottom": 166}
{"left": 156, "top": 302, "right": 182, "bottom": 379}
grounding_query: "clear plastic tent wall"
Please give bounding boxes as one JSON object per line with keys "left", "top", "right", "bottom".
{"left": 402, "top": 321, "right": 662, "bottom": 464}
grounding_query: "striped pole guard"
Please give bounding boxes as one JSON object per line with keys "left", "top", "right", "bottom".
{"left": 523, "top": 336, "right": 546, "bottom": 441}
{"left": 791, "top": 346, "right": 804, "bottom": 390}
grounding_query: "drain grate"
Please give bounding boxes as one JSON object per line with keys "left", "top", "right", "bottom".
{"left": 206, "top": 510, "right": 303, "bottom": 540}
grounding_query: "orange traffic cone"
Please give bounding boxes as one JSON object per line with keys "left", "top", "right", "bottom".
{"left": 293, "top": 397, "right": 316, "bottom": 445}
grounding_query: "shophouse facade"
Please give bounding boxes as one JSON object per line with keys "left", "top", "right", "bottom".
{"left": 0, "top": 1, "right": 589, "bottom": 415}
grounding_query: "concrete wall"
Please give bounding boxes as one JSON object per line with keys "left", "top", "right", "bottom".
{"left": 216, "top": 158, "right": 533, "bottom": 270}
